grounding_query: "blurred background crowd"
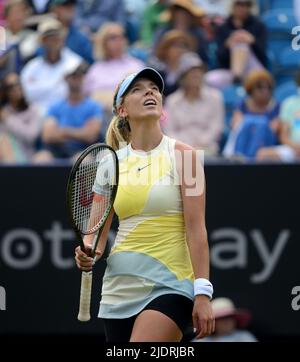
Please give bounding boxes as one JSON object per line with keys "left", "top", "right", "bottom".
{"left": 0, "top": 0, "right": 300, "bottom": 164}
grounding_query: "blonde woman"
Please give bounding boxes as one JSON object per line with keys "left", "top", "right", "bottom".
{"left": 75, "top": 67, "right": 214, "bottom": 342}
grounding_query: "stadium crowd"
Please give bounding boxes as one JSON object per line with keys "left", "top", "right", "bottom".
{"left": 0, "top": 0, "right": 300, "bottom": 163}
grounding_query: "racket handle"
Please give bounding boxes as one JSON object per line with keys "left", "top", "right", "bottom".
{"left": 77, "top": 271, "right": 92, "bottom": 322}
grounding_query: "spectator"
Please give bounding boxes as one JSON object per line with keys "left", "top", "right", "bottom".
{"left": 20, "top": 18, "right": 83, "bottom": 113}
{"left": 50, "top": 0, "right": 93, "bottom": 64}
{"left": 84, "top": 22, "right": 145, "bottom": 134}
{"left": 257, "top": 71, "right": 300, "bottom": 162}
{"left": 39, "top": 62, "right": 103, "bottom": 161}
{"left": 154, "top": 0, "right": 209, "bottom": 63}
{"left": 206, "top": 0, "right": 267, "bottom": 88}
{"left": 140, "top": 0, "right": 170, "bottom": 47}
{"left": 165, "top": 52, "right": 224, "bottom": 154}
{"left": 74, "top": 0, "right": 126, "bottom": 34}
{"left": 148, "top": 29, "right": 198, "bottom": 96}
{"left": 194, "top": 297, "right": 257, "bottom": 342}
{"left": 0, "top": 73, "right": 42, "bottom": 163}
{"left": 1, "top": 0, "right": 39, "bottom": 77}
{"left": 223, "top": 69, "right": 279, "bottom": 159}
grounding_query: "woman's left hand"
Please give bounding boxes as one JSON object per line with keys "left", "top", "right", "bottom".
{"left": 192, "top": 295, "right": 215, "bottom": 339}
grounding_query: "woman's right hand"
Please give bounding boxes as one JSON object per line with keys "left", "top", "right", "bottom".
{"left": 75, "top": 246, "right": 96, "bottom": 271}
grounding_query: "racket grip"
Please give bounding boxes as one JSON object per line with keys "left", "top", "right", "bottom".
{"left": 77, "top": 271, "right": 92, "bottom": 322}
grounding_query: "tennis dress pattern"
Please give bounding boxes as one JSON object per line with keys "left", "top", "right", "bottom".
{"left": 96, "top": 135, "right": 194, "bottom": 319}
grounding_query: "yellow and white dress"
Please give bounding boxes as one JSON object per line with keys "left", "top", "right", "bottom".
{"left": 96, "top": 135, "right": 194, "bottom": 319}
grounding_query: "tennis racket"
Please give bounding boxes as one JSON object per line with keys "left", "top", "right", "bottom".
{"left": 66, "top": 143, "right": 119, "bottom": 322}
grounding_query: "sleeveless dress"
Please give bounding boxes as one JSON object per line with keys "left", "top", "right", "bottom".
{"left": 95, "top": 135, "right": 194, "bottom": 319}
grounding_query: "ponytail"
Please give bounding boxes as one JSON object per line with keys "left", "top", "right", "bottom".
{"left": 105, "top": 114, "right": 131, "bottom": 151}
{"left": 105, "top": 78, "right": 131, "bottom": 150}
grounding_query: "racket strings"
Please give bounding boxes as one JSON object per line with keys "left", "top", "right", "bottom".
{"left": 71, "top": 147, "right": 116, "bottom": 233}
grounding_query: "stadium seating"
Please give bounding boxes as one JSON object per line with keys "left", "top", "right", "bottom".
{"left": 222, "top": 85, "right": 246, "bottom": 127}
{"left": 274, "top": 80, "right": 298, "bottom": 102}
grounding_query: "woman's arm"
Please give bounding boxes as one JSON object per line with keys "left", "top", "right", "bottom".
{"left": 175, "top": 141, "right": 214, "bottom": 339}
{"left": 75, "top": 206, "right": 115, "bottom": 271}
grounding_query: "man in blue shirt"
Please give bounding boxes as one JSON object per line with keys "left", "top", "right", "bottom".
{"left": 41, "top": 61, "right": 103, "bottom": 159}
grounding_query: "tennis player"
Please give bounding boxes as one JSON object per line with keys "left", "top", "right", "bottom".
{"left": 75, "top": 67, "right": 215, "bottom": 342}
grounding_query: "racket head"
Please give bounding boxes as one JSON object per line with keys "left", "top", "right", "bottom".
{"left": 66, "top": 143, "right": 119, "bottom": 248}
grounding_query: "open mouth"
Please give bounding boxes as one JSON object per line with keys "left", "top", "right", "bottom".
{"left": 143, "top": 99, "right": 157, "bottom": 107}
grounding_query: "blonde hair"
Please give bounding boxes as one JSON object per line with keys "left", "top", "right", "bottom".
{"left": 93, "top": 22, "right": 127, "bottom": 60}
{"left": 105, "top": 80, "right": 131, "bottom": 150}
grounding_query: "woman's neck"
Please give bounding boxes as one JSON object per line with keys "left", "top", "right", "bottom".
{"left": 248, "top": 97, "right": 272, "bottom": 112}
{"left": 130, "top": 122, "right": 163, "bottom": 152}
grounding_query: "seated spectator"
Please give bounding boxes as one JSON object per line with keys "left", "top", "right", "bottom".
{"left": 0, "top": 73, "right": 42, "bottom": 163}
{"left": 83, "top": 22, "right": 145, "bottom": 134}
{"left": 74, "top": 0, "right": 126, "bottom": 34}
{"left": 257, "top": 71, "right": 300, "bottom": 162}
{"left": 194, "top": 0, "right": 229, "bottom": 46}
{"left": 50, "top": 0, "right": 93, "bottom": 64}
{"left": 140, "top": 0, "right": 170, "bottom": 47}
{"left": 148, "top": 29, "right": 198, "bottom": 96}
{"left": 155, "top": 0, "right": 209, "bottom": 63}
{"left": 1, "top": 0, "right": 39, "bottom": 78}
{"left": 194, "top": 297, "right": 257, "bottom": 342}
{"left": 20, "top": 18, "right": 83, "bottom": 113}
{"left": 223, "top": 69, "right": 280, "bottom": 159}
{"left": 39, "top": 62, "right": 103, "bottom": 161}
{"left": 165, "top": 52, "right": 224, "bottom": 154}
{"left": 206, "top": 0, "right": 267, "bottom": 89}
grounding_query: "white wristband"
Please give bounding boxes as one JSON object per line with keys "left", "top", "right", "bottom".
{"left": 194, "top": 278, "right": 213, "bottom": 299}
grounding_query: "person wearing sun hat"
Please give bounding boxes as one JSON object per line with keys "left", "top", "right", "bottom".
{"left": 193, "top": 297, "right": 257, "bottom": 342}
{"left": 148, "top": 29, "right": 198, "bottom": 96}
{"left": 154, "top": 0, "right": 209, "bottom": 64}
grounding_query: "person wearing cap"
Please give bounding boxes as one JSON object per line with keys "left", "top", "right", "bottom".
{"left": 50, "top": 0, "right": 93, "bottom": 64}
{"left": 193, "top": 297, "right": 257, "bottom": 342}
{"left": 75, "top": 67, "right": 215, "bottom": 342}
{"left": 207, "top": 0, "right": 267, "bottom": 88}
{"left": 38, "top": 60, "right": 103, "bottom": 160}
{"left": 20, "top": 17, "right": 83, "bottom": 112}
{"left": 165, "top": 52, "right": 224, "bottom": 154}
